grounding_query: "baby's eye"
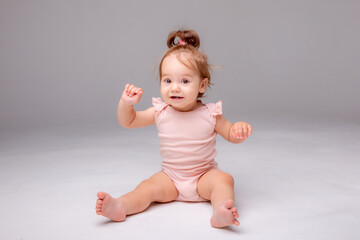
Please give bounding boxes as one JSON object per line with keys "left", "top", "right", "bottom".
{"left": 164, "top": 79, "right": 171, "bottom": 83}
{"left": 182, "top": 79, "right": 189, "bottom": 84}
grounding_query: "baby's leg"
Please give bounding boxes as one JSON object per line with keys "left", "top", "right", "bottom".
{"left": 96, "top": 171, "right": 178, "bottom": 221}
{"left": 197, "top": 169, "right": 240, "bottom": 228}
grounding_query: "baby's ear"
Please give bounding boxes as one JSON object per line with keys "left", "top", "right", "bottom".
{"left": 199, "top": 78, "right": 208, "bottom": 93}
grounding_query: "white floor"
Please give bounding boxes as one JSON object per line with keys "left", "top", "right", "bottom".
{"left": 1, "top": 117, "right": 359, "bottom": 240}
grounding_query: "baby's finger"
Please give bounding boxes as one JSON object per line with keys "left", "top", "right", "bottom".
{"left": 129, "top": 85, "right": 140, "bottom": 97}
{"left": 234, "top": 129, "right": 243, "bottom": 139}
{"left": 125, "top": 85, "right": 132, "bottom": 95}
{"left": 238, "top": 128, "right": 248, "bottom": 139}
{"left": 248, "top": 125, "right": 253, "bottom": 135}
{"left": 135, "top": 88, "right": 143, "bottom": 94}
{"left": 131, "top": 87, "right": 142, "bottom": 96}
{"left": 137, "top": 90, "right": 143, "bottom": 99}
{"left": 127, "top": 84, "right": 135, "bottom": 94}
{"left": 242, "top": 125, "right": 249, "bottom": 136}
{"left": 123, "top": 84, "right": 130, "bottom": 94}
{"left": 125, "top": 83, "right": 133, "bottom": 92}
{"left": 129, "top": 86, "right": 137, "bottom": 95}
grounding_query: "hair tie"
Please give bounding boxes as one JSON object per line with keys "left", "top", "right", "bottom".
{"left": 179, "top": 39, "right": 187, "bottom": 46}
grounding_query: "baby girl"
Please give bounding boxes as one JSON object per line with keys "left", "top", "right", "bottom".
{"left": 96, "top": 29, "right": 252, "bottom": 228}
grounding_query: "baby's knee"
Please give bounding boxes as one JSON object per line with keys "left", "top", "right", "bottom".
{"left": 220, "top": 172, "right": 234, "bottom": 186}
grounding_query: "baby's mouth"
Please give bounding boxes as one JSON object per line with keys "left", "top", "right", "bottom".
{"left": 170, "top": 96, "right": 184, "bottom": 99}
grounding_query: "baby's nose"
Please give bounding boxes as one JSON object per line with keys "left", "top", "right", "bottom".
{"left": 171, "top": 83, "right": 181, "bottom": 91}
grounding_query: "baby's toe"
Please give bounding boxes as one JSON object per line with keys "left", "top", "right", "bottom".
{"left": 231, "top": 208, "right": 239, "bottom": 218}
{"left": 97, "top": 192, "right": 107, "bottom": 199}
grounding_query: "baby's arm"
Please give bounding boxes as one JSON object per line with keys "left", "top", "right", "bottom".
{"left": 215, "top": 115, "right": 252, "bottom": 144}
{"left": 117, "top": 84, "right": 156, "bottom": 128}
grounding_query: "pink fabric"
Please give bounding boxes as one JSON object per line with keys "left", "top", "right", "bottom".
{"left": 152, "top": 97, "right": 222, "bottom": 202}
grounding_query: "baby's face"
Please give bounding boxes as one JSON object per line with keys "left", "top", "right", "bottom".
{"left": 160, "top": 54, "right": 207, "bottom": 112}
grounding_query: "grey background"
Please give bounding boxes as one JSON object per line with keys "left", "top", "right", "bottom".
{"left": 1, "top": 0, "right": 359, "bottom": 130}
{"left": 1, "top": 1, "right": 360, "bottom": 240}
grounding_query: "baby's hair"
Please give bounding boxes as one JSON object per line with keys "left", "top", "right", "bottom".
{"left": 167, "top": 30, "right": 200, "bottom": 49}
{"left": 159, "top": 29, "right": 213, "bottom": 98}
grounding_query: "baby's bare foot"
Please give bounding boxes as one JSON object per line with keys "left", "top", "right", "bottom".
{"left": 96, "top": 192, "right": 126, "bottom": 222}
{"left": 210, "top": 199, "right": 240, "bottom": 228}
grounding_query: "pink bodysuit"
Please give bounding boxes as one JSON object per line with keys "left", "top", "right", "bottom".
{"left": 152, "top": 97, "right": 223, "bottom": 202}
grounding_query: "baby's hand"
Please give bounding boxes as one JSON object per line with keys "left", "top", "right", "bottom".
{"left": 121, "top": 84, "right": 143, "bottom": 106}
{"left": 231, "top": 122, "right": 252, "bottom": 141}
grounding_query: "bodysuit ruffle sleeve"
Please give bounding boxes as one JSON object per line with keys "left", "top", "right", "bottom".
{"left": 207, "top": 100, "right": 223, "bottom": 117}
{"left": 152, "top": 97, "right": 168, "bottom": 112}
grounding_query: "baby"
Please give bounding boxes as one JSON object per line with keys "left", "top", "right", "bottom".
{"left": 96, "top": 29, "right": 252, "bottom": 228}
